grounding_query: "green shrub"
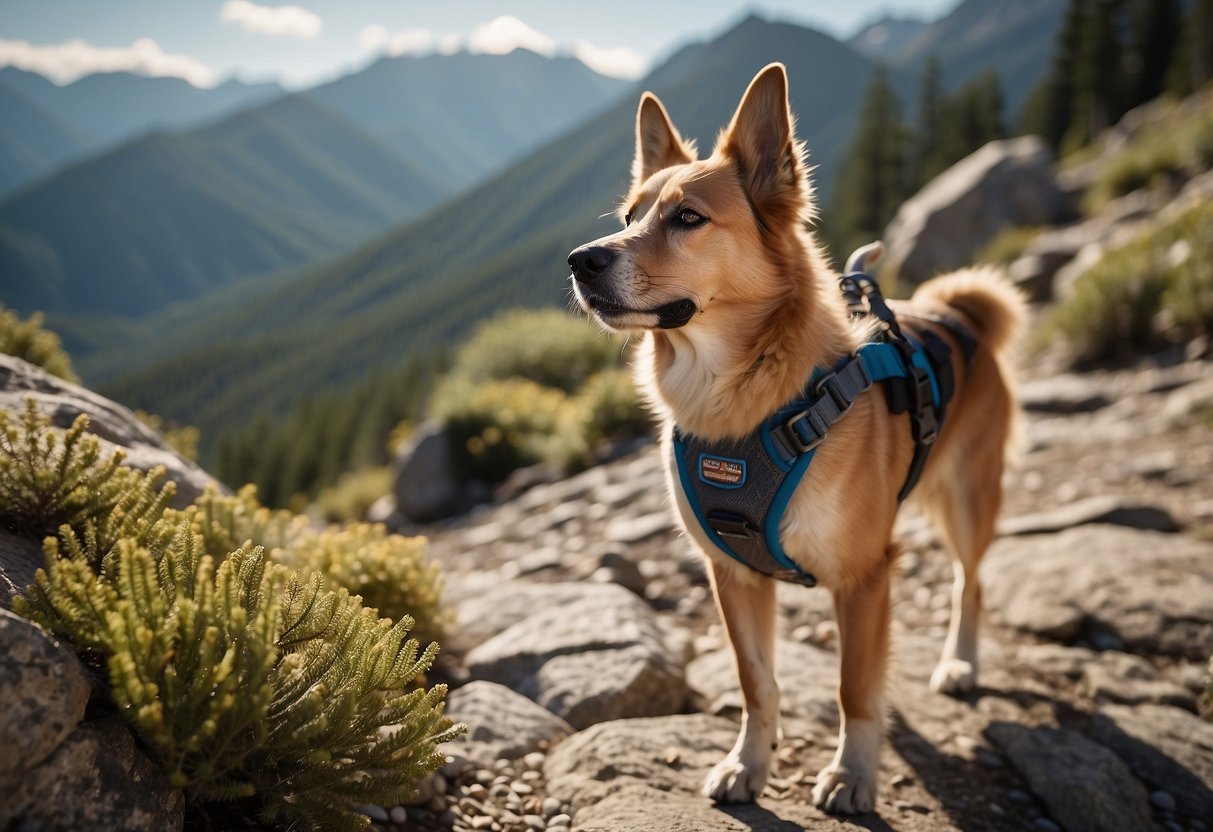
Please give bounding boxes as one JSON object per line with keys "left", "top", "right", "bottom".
{"left": 135, "top": 409, "right": 201, "bottom": 462}
{"left": 1082, "top": 89, "right": 1213, "bottom": 213}
{"left": 449, "top": 308, "right": 623, "bottom": 393}
{"left": 974, "top": 226, "right": 1043, "bottom": 266}
{"left": 311, "top": 466, "right": 393, "bottom": 524}
{"left": 1041, "top": 199, "right": 1213, "bottom": 364}
{"left": 576, "top": 369, "right": 653, "bottom": 448}
{"left": 2, "top": 403, "right": 460, "bottom": 831}
{"left": 0, "top": 304, "right": 78, "bottom": 382}
{"left": 193, "top": 486, "right": 445, "bottom": 647}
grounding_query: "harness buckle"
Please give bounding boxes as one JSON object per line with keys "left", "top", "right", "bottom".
{"left": 783, "top": 408, "right": 828, "bottom": 454}
{"left": 707, "top": 511, "right": 755, "bottom": 540}
{"left": 814, "top": 372, "right": 853, "bottom": 420}
{"left": 908, "top": 366, "right": 939, "bottom": 445}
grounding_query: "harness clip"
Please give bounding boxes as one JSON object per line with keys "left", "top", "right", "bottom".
{"left": 783, "top": 408, "right": 828, "bottom": 454}
{"left": 908, "top": 366, "right": 939, "bottom": 445}
{"left": 707, "top": 511, "right": 755, "bottom": 540}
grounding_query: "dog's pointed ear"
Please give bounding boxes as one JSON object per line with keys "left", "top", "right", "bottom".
{"left": 632, "top": 92, "right": 695, "bottom": 187}
{"left": 718, "top": 63, "right": 810, "bottom": 227}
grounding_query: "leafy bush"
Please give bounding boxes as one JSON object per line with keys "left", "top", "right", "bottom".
{"left": 449, "top": 308, "right": 623, "bottom": 393}
{"left": 135, "top": 409, "right": 201, "bottom": 462}
{"left": 2, "top": 403, "right": 459, "bottom": 831}
{"left": 0, "top": 304, "right": 78, "bottom": 382}
{"left": 311, "top": 466, "right": 393, "bottom": 523}
{"left": 431, "top": 376, "right": 584, "bottom": 484}
{"left": 1041, "top": 199, "right": 1213, "bottom": 364}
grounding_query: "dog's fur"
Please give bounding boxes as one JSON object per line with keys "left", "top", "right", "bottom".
{"left": 568, "top": 63, "right": 1025, "bottom": 814}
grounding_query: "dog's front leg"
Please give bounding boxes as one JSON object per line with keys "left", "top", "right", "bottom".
{"left": 812, "top": 559, "right": 891, "bottom": 814}
{"left": 703, "top": 557, "right": 779, "bottom": 803}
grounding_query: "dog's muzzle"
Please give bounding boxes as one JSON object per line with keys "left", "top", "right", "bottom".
{"left": 568, "top": 244, "right": 697, "bottom": 330}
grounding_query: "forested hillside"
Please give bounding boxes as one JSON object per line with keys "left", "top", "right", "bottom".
{"left": 0, "top": 94, "right": 450, "bottom": 317}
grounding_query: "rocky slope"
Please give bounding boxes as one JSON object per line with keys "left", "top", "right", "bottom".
{"left": 391, "top": 352, "right": 1213, "bottom": 832}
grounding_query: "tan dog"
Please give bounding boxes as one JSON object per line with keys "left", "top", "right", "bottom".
{"left": 568, "top": 63, "right": 1024, "bottom": 813}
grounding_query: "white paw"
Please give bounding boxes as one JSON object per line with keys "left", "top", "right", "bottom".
{"left": 703, "top": 755, "right": 767, "bottom": 803}
{"left": 811, "top": 763, "right": 877, "bottom": 814}
{"left": 930, "top": 657, "right": 977, "bottom": 694}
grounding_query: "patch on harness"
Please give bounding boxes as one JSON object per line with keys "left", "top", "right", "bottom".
{"left": 699, "top": 454, "right": 746, "bottom": 488}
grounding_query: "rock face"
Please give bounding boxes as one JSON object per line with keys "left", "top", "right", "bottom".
{"left": 0, "top": 528, "right": 43, "bottom": 608}
{"left": 881, "top": 136, "right": 1063, "bottom": 284}
{"left": 987, "top": 724, "right": 1154, "bottom": 832}
{"left": 982, "top": 525, "right": 1213, "bottom": 657}
{"left": 465, "top": 582, "right": 687, "bottom": 729}
{"left": 445, "top": 681, "right": 573, "bottom": 766}
{"left": 10, "top": 719, "right": 185, "bottom": 832}
{"left": 0, "top": 355, "right": 222, "bottom": 508}
{"left": 392, "top": 421, "right": 466, "bottom": 523}
{"left": 0, "top": 609, "right": 91, "bottom": 810}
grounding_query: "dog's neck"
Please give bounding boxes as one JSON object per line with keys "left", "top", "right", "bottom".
{"left": 639, "top": 238, "right": 859, "bottom": 441}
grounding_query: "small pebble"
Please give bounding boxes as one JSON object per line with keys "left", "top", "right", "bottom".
{"left": 977, "top": 751, "right": 1003, "bottom": 769}
{"left": 1034, "top": 819, "right": 1061, "bottom": 832}
{"left": 471, "top": 817, "right": 494, "bottom": 830}
{"left": 989, "top": 803, "right": 1004, "bottom": 816}
{"left": 523, "top": 814, "right": 546, "bottom": 829}
{"left": 499, "top": 811, "right": 521, "bottom": 825}
{"left": 1150, "top": 790, "right": 1176, "bottom": 812}
{"left": 890, "top": 773, "right": 913, "bottom": 788}
{"left": 512, "top": 781, "right": 534, "bottom": 795}
{"left": 476, "top": 769, "right": 495, "bottom": 784}
{"left": 494, "top": 758, "right": 512, "bottom": 772}
{"left": 548, "top": 813, "right": 572, "bottom": 828}
{"left": 390, "top": 806, "right": 407, "bottom": 824}
{"left": 541, "top": 797, "right": 562, "bottom": 817}
{"left": 1008, "top": 789, "right": 1033, "bottom": 804}
{"left": 523, "top": 751, "right": 546, "bottom": 771}
{"left": 466, "top": 784, "right": 488, "bottom": 800}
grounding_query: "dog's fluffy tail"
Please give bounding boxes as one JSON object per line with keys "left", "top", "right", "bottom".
{"left": 911, "top": 266, "right": 1027, "bottom": 356}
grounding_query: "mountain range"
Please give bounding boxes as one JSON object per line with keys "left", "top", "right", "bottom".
{"left": 0, "top": 0, "right": 1069, "bottom": 455}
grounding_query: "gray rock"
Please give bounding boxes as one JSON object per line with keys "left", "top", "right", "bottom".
{"left": 0, "top": 528, "right": 44, "bottom": 609}
{"left": 0, "top": 608, "right": 91, "bottom": 808}
{"left": 570, "top": 782, "right": 824, "bottom": 832}
{"left": 450, "top": 579, "right": 627, "bottom": 645}
{"left": 1090, "top": 703, "right": 1213, "bottom": 818}
{"left": 1018, "top": 374, "right": 1114, "bottom": 414}
{"left": 686, "top": 639, "right": 838, "bottom": 731}
{"left": 392, "top": 422, "right": 465, "bottom": 523}
{"left": 1081, "top": 652, "right": 1195, "bottom": 710}
{"left": 881, "top": 137, "right": 1063, "bottom": 285}
{"left": 444, "top": 681, "right": 573, "bottom": 766}
{"left": 8, "top": 718, "right": 184, "bottom": 831}
{"left": 986, "top": 724, "right": 1152, "bottom": 832}
{"left": 544, "top": 713, "right": 739, "bottom": 807}
{"left": 997, "top": 495, "right": 1180, "bottom": 536}
{"left": 604, "top": 511, "right": 674, "bottom": 544}
{"left": 465, "top": 583, "right": 686, "bottom": 729}
{"left": 0, "top": 355, "right": 222, "bottom": 508}
{"left": 982, "top": 525, "right": 1213, "bottom": 658}
{"left": 1014, "top": 643, "right": 1097, "bottom": 681}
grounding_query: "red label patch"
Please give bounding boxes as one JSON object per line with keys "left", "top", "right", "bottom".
{"left": 700, "top": 455, "right": 745, "bottom": 486}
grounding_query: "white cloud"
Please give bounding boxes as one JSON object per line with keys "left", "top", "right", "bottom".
{"left": 359, "top": 23, "right": 435, "bottom": 57}
{"left": 219, "top": 1, "right": 322, "bottom": 40}
{"left": 0, "top": 36, "right": 217, "bottom": 87}
{"left": 571, "top": 39, "right": 647, "bottom": 80}
{"left": 356, "top": 16, "right": 647, "bottom": 80}
{"left": 467, "top": 15, "right": 555, "bottom": 57}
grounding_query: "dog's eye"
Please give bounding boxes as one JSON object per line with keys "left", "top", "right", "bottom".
{"left": 676, "top": 208, "right": 705, "bottom": 228}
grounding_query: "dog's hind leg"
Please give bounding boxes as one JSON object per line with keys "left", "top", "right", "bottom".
{"left": 925, "top": 450, "right": 1003, "bottom": 695}
{"left": 703, "top": 559, "right": 779, "bottom": 803}
{"left": 812, "top": 555, "right": 891, "bottom": 814}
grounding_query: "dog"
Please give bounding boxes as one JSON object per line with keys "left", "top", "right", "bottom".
{"left": 567, "top": 63, "right": 1024, "bottom": 814}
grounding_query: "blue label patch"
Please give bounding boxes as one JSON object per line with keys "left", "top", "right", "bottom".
{"left": 698, "top": 454, "right": 746, "bottom": 488}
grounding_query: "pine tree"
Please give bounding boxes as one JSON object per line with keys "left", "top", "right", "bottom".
{"left": 1070, "top": 0, "right": 1128, "bottom": 148}
{"left": 1022, "top": 0, "right": 1089, "bottom": 151}
{"left": 1128, "top": 0, "right": 1181, "bottom": 107}
{"left": 915, "top": 55, "right": 945, "bottom": 185}
{"left": 832, "top": 66, "right": 913, "bottom": 254}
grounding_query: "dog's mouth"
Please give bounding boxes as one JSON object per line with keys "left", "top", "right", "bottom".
{"left": 577, "top": 287, "right": 698, "bottom": 330}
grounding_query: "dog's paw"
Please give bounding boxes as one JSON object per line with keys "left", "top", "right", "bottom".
{"left": 703, "top": 755, "right": 767, "bottom": 803}
{"left": 930, "top": 657, "right": 977, "bottom": 695}
{"left": 811, "top": 763, "right": 877, "bottom": 814}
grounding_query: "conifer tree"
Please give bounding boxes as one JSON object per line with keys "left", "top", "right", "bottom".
{"left": 915, "top": 55, "right": 945, "bottom": 185}
{"left": 832, "top": 65, "right": 913, "bottom": 254}
{"left": 1021, "top": 0, "right": 1089, "bottom": 151}
{"left": 1128, "top": 0, "right": 1181, "bottom": 106}
{"left": 1070, "top": 0, "right": 1127, "bottom": 148}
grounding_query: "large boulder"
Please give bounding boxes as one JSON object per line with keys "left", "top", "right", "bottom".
{"left": 881, "top": 136, "right": 1063, "bottom": 285}
{"left": 444, "top": 681, "right": 573, "bottom": 766}
{"left": 392, "top": 421, "right": 466, "bottom": 523}
{"left": 0, "top": 355, "right": 222, "bottom": 508}
{"left": 465, "top": 582, "right": 687, "bottom": 729}
{"left": 982, "top": 525, "right": 1213, "bottom": 658}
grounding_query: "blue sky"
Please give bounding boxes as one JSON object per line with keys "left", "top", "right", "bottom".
{"left": 0, "top": 1, "right": 958, "bottom": 88}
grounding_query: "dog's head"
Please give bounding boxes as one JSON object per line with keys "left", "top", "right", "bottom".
{"left": 568, "top": 63, "right": 814, "bottom": 333}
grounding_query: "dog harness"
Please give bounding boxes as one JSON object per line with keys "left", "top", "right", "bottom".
{"left": 673, "top": 252, "right": 977, "bottom": 587}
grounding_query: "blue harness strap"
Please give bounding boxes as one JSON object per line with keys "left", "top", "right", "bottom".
{"left": 672, "top": 263, "right": 976, "bottom": 587}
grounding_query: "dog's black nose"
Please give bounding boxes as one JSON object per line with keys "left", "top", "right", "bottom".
{"left": 568, "top": 246, "right": 615, "bottom": 283}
